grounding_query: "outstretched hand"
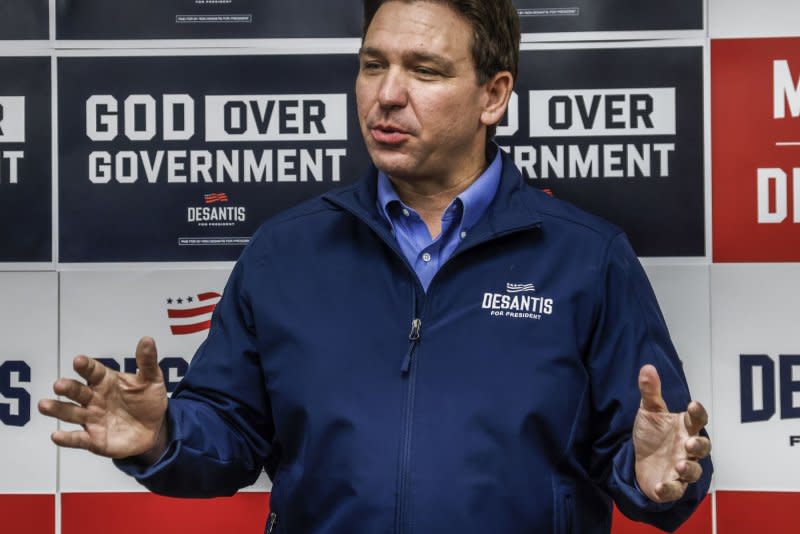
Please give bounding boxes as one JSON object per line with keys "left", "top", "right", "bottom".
{"left": 633, "top": 364, "right": 711, "bottom": 503}
{"left": 38, "top": 337, "right": 168, "bottom": 462}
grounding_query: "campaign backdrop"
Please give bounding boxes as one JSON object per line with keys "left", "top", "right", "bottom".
{"left": 712, "top": 38, "right": 800, "bottom": 262}
{"left": 709, "top": 0, "right": 800, "bottom": 38}
{"left": 514, "top": 0, "right": 703, "bottom": 34}
{"left": 0, "top": 0, "right": 48, "bottom": 40}
{"left": 0, "top": 273, "right": 58, "bottom": 494}
{"left": 643, "top": 264, "right": 712, "bottom": 412}
{"left": 54, "top": 0, "right": 704, "bottom": 40}
{"left": 58, "top": 53, "right": 368, "bottom": 262}
{"left": 711, "top": 263, "right": 800, "bottom": 491}
{"left": 0, "top": 56, "right": 52, "bottom": 263}
{"left": 56, "top": 0, "right": 363, "bottom": 40}
{"left": 499, "top": 45, "right": 705, "bottom": 257}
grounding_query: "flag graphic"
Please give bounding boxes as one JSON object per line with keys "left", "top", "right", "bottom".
{"left": 506, "top": 283, "right": 536, "bottom": 293}
{"left": 204, "top": 193, "right": 229, "bottom": 204}
{"left": 166, "top": 292, "right": 221, "bottom": 335}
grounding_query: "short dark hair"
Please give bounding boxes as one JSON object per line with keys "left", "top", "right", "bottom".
{"left": 362, "top": 0, "right": 520, "bottom": 85}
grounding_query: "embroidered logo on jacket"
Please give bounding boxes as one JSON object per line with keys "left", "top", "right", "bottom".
{"left": 482, "top": 282, "right": 554, "bottom": 320}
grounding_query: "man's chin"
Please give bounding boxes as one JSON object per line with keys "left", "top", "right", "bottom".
{"left": 368, "top": 151, "right": 420, "bottom": 179}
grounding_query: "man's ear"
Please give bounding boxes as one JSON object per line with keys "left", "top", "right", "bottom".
{"left": 480, "top": 71, "right": 514, "bottom": 128}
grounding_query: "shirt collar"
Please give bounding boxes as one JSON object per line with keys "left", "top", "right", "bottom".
{"left": 376, "top": 145, "right": 503, "bottom": 231}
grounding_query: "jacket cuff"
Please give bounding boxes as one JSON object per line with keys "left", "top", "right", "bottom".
{"left": 610, "top": 440, "right": 677, "bottom": 512}
{"left": 113, "top": 403, "right": 181, "bottom": 481}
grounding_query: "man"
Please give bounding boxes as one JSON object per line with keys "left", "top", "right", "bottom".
{"left": 39, "top": 1, "right": 712, "bottom": 532}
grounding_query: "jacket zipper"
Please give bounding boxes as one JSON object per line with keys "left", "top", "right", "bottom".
{"left": 322, "top": 194, "right": 541, "bottom": 534}
{"left": 266, "top": 511, "right": 277, "bottom": 534}
{"left": 397, "top": 315, "right": 421, "bottom": 534}
{"left": 400, "top": 318, "right": 421, "bottom": 373}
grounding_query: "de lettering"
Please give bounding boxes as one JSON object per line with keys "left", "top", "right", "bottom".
{"left": 740, "top": 354, "right": 800, "bottom": 422}
{"left": 96, "top": 356, "right": 189, "bottom": 393}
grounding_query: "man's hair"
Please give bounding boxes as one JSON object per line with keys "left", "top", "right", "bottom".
{"left": 362, "top": 0, "right": 520, "bottom": 85}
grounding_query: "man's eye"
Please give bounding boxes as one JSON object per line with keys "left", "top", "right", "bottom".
{"left": 362, "top": 62, "right": 383, "bottom": 71}
{"left": 414, "top": 67, "right": 438, "bottom": 76}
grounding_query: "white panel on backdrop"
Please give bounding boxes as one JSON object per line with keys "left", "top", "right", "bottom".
{"left": 643, "top": 264, "right": 713, "bottom": 415}
{"left": 0, "top": 272, "right": 57, "bottom": 492}
{"left": 712, "top": 264, "right": 800, "bottom": 490}
{"left": 709, "top": 0, "right": 800, "bottom": 38}
{"left": 59, "top": 269, "right": 271, "bottom": 492}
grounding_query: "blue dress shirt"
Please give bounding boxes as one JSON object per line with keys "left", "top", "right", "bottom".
{"left": 377, "top": 148, "right": 502, "bottom": 290}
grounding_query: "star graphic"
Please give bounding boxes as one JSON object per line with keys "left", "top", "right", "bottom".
{"left": 177, "top": 298, "right": 184, "bottom": 304}
{"left": 167, "top": 298, "right": 173, "bottom": 304}
{"left": 187, "top": 296, "right": 194, "bottom": 303}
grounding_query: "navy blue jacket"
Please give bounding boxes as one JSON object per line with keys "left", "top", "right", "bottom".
{"left": 118, "top": 150, "right": 712, "bottom": 533}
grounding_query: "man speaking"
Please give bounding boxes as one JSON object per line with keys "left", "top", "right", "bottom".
{"left": 40, "top": 1, "right": 712, "bottom": 532}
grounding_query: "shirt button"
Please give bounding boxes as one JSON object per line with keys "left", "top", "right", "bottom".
{"left": 422, "top": 252, "right": 432, "bottom": 263}
{"left": 460, "top": 231, "right": 467, "bottom": 239}
{"left": 402, "top": 208, "right": 410, "bottom": 217}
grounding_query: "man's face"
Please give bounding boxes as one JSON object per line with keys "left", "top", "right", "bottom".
{"left": 356, "top": 1, "right": 490, "bottom": 183}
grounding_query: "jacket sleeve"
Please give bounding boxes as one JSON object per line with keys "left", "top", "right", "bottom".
{"left": 114, "top": 236, "right": 275, "bottom": 497}
{"left": 587, "top": 233, "right": 712, "bottom": 532}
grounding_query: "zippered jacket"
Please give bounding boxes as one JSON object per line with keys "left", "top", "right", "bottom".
{"left": 117, "top": 150, "right": 712, "bottom": 533}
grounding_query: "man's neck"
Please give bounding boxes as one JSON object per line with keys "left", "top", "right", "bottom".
{"left": 388, "top": 161, "right": 487, "bottom": 239}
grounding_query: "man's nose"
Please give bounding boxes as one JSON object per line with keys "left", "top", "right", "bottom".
{"left": 377, "top": 68, "right": 408, "bottom": 109}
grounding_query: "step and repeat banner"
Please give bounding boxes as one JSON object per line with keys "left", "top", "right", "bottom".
{"left": 499, "top": 45, "right": 704, "bottom": 257}
{"left": 58, "top": 53, "right": 365, "bottom": 262}
{"left": 514, "top": 0, "right": 703, "bottom": 35}
{"left": 0, "top": 0, "right": 48, "bottom": 40}
{"left": 55, "top": 0, "right": 364, "bottom": 39}
{"left": 0, "top": 55, "right": 52, "bottom": 263}
{"left": 2, "top": 1, "right": 799, "bottom": 533}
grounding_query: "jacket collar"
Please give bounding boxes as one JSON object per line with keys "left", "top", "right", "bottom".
{"left": 322, "top": 148, "right": 543, "bottom": 241}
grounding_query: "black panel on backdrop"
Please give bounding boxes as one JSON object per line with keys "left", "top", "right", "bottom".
{"left": 0, "top": 1, "right": 48, "bottom": 40}
{"left": 514, "top": 0, "right": 702, "bottom": 33}
{"left": 58, "top": 54, "right": 368, "bottom": 262}
{"left": 56, "top": 0, "right": 362, "bottom": 39}
{"left": 56, "top": 1, "right": 702, "bottom": 40}
{"left": 0, "top": 57, "right": 51, "bottom": 262}
{"left": 496, "top": 47, "right": 704, "bottom": 257}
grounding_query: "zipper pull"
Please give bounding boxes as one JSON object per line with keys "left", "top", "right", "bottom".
{"left": 401, "top": 318, "right": 422, "bottom": 373}
{"left": 266, "top": 511, "right": 277, "bottom": 534}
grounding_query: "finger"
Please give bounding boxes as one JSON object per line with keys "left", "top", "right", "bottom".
{"left": 50, "top": 429, "right": 93, "bottom": 450}
{"left": 638, "top": 364, "right": 667, "bottom": 412}
{"left": 37, "top": 399, "right": 89, "bottom": 425}
{"left": 683, "top": 401, "right": 708, "bottom": 435}
{"left": 685, "top": 436, "right": 712, "bottom": 459}
{"left": 52, "top": 378, "right": 94, "bottom": 405}
{"left": 654, "top": 480, "right": 688, "bottom": 503}
{"left": 135, "top": 336, "right": 162, "bottom": 383}
{"left": 73, "top": 355, "right": 108, "bottom": 387}
{"left": 677, "top": 460, "right": 703, "bottom": 484}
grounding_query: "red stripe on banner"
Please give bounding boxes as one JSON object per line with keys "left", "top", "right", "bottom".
{"left": 62, "top": 492, "right": 270, "bottom": 534}
{"left": 167, "top": 304, "right": 217, "bottom": 318}
{"left": 198, "top": 292, "right": 222, "bottom": 301}
{"left": 612, "top": 494, "right": 712, "bottom": 534}
{"left": 717, "top": 491, "right": 800, "bottom": 533}
{"left": 170, "top": 320, "right": 212, "bottom": 335}
{"left": 0, "top": 494, "right": 55, "bottom": 534}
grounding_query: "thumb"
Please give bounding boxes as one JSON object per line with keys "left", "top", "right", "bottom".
{"left": 135, "top": 336, "right": 162, "bottom": 383}
{"left": 639, "top": 364, "right": 667, "bottom": 412}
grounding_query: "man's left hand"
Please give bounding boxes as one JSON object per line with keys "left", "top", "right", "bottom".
{"left": 633, "top": 364, "right": 711, "bottom": 503}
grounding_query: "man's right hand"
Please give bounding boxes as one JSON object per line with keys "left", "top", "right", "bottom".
{"left": 38, "top": 336, "right": 169, "bottom": 463}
